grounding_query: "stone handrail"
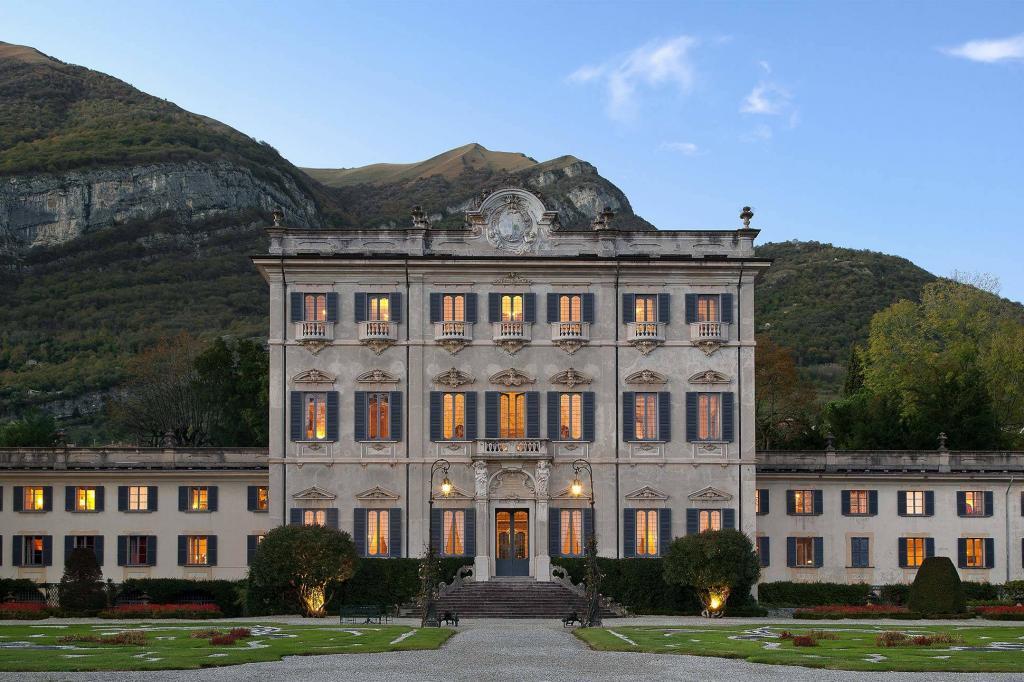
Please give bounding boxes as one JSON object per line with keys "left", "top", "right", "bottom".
{"left": 438, "top": 564, "right": 475, "bottom": 596}
{"left": 0, "top": 447, "right": 269, "bottom": 470}
{"left": 757, "top": 450, "right": 1024, "bottom": 474}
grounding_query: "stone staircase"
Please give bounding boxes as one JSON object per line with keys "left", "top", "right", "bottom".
{"left": 434, "top": 578, "right": 618, "bottom": 619}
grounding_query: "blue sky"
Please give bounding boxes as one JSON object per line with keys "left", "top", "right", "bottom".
{"left": 4, "top": 1, "right": 1023, "bottom": 301}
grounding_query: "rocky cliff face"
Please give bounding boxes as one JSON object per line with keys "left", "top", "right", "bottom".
{"left": 0, "top": 160, "right": 320, "bottom": 248}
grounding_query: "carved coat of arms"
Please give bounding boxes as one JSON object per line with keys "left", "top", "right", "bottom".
{"left": 485, "top": 195, "right": 538, "bottom": 254}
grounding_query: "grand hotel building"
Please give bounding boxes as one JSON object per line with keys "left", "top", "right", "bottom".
{"left": 2, "top": 189, "right": 1022, "bottom": 590}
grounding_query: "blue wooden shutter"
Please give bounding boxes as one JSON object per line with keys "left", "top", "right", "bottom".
{"left": 485, "top": 392, "right": 499, "bottom": 438}
{"left": 465, "top": 508, "right": 476, "bottom": 556}
{"left": 93, "top": 536, "right": 103, "bottom": 567}
{"left": 657, "top": 293, "right": 670, "bottom": 323}
{"left": 853, "top": 538, "right": 868, "bottom": 567}
{"left": 389, "top": 508, "right": 402, "bottom": 558}
{"left": 526, "top": 392, "right": 540, "bottom": 438}
{"left": 546, "top": 392, "right": 560, "bottom": 440}
{"left": 326, "top": 508, "right": 339, "bottom": 529}
{"left": 582, "top": 392, "right": 595, "bottom": 442}
{"left": 720, "top": 293, "right": 734, "bottom": 324}
{"left": 429, "top": 293, "right": 442, "bottom": 323}
{"left": 324, "top": 391, "right": 340, "bottom": 440}
{"left": 786, "top": 490, "right": 796, "bottom": 515}
{"left": 116, "top": 536, "right": 127, "bottom": 566}
{"left": 957, "top": 538, "right": 967, "bottom": 568}
{"left": 353, "top": 391, "right": 367, "bottom": 441}
{"left": 177, "top": 536, "right": 187, "bottom": 566}
{"left": 523, "top": 293, "right": 536, "bottom": 323}
{"left": 178, "top": 486, "right": 188, "bottom": 512}
{"left": 389, "top": 391, "right": 403, "bottom": 441}
{"left": 956, "top": 491, "right": 966, "bottom": 517}
{"left": 984, "top": 491, "right": 994, "bottom": 517}
{"left": 42, "top": 486, "right": 52, "bottom": 511}
{"left": 622, "top": 509, "right": 636, "bottom": 558}
{"left": 786, "top": 537, "right": 796, "bottom": 567}
{"left": 622, "top": 294, "right": 635, "bottom": 323}
{"left": 247, "top": 486, "right": 258, "bottom": 511}
{"left": 208, "top": 486, "right": 218, "bottom": 511}
{"left": 869, "top": 490, "right": 878, "bottom": 516}
{"left": 546, "top": 293, "right": 558, "bottom": 323}
{"left": 430, "top": 508, "right": 442, "bottom": 552}
{"left": 583, "top": 508, "right": 594, "bottom": 546}
{"left": 290, "top": 292, "right": 302, "bottom": 322}
{"left": 925, "top": 491, "right": 934, "bottom": 516}
{"left": 326, "top": 292, "right": 339, "bottom": 322}
{"left": 149, "top": 486, "right": 158, "bottom": 511}
{"left": 429, "top": 392, "right": 442, "bottom": 441}
{"left": 758, "top": 536, "right": 770, "bottom": 566}
{"left": 897, "top": 491, "right": 907, "bottom": 516}
{"left": 465, "top": 392, "right": 478, "bottom": 440}
{"left": 290, "top": 391, "right": 303, "bottom": 441}
{"left": 289, "top": 508, "right": 302, "bottom": 525}
{"left": 684, "top": 293, "right": 697, "bottom": 324}
{"left": 465, "top": 293, "right": 478, "bottom": 323}
{"left": 685, "top": 508, "right": 698, "bottom": 535}
{"left": 12, "top": 536, "right": 22, "bottom": 566}
{"left": 354, "top": 292, "right": 367, "bottom": 322}
{"left": 64, "top": 536, "right": 73, "bottom": 562}
{"left": 13, "top": 486, "right": 22, "bottom": 512}
{"left": 488, "top": 293, "right": 501, "bottom": 322}
{"left": 65, "top": 486, "right": 74, "bottom": 511}
{"left": 622, "top": 392, "right": 635, "bottom": 442}
{"left": 247, "top": 536, "right": 258, "bottom": 565}
{"left": 925, "top": 537, "right": 935, "bottom": 558}
{"left": 985, "top": 538, "right": 995, "bottom": 569}
{"left": 548, "top": 508, "right": 560, "bottom": 557}
{"left": 147, "top": 536, "right": 157, "bottom": 565}
{"left": 582, "top": 293, "right": 595, "bottom": 323}
{"left": 898, "top": 538, "right": 908, "bottom": 567}
{"left": 390, "top": 292, "right": 403, "bottom": 323}
{"left": 841, "top": 490, "right": 851, "bottom": 516}
{"left": 813, "top": 490, "right": 823, "bottom": 515}
{"left": 723, "top": 508, "right": 736, "bottom": 530}
{"left": 657, "top": 392, "right": 671, "bottom": 442}
{"left": 658, "top": 508, "right": 672, "bottom": 556}
{"left": 208, "top": 536, "right": 218, "bottom": 566}
{"left": 685, "top": 392, "right": 698, "bottom": 442}
{"left": 354, "top": 509, "right": 367, "bottom": 556}
{"left": 118, "top": 486, "right": 128, "bottom": 512}
{"left": 95, "top": 486, "right": 104, "bottom": 512}
{"left": 813, "top": 537, "right": 824, "bottom": 567}
{"left": 722, "top": 392, "right": 735, "bottom": 442}
{"left": 758, "top": 489, "right": 770, "bottom": 515}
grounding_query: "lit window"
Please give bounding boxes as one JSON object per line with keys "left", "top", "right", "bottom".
{"left": 128, "top": 536, "right": 149, "bottom": 566}
{"left": 558, "top": 393, "right": 583, "bottom": 441}
{"left": 442, "top": 294, "right": 465, "bottom": 322}
{"left": 303, "top": 293, "right": 327, "bottom": 321}
{"left": 189, "top": 487, "right": 209, "bottom": 511}
{"left": 696, "top": 295, "right": 719, "bottom": 322}
{"left": 187, "top": 536, "right": 209, "bottom": 566}
{"left": 633, "top": 393, "right": 658, "bottom": 441}
{"left": 963, "top": 491, "right": 985, "bottom": 516}
{"left": 904, "top": 538, "right": 926, "bottom": 568}
{"left": 22, "top": 536, "right": 46, "bottom": 566}
{"left": 303, "top": 510, "right": 326, "bottom": 526}
{"left": 255, "top": 486, "right": 269, "bottom": 511}
{"left": 848, "top": 490, "right": 869, "bottom": 515}
{"left": 696, "top": 393, "right": 722, "bottom": 441}
{"left": 75, "top": 487, "right": 97, "bottom": 512}
{"left": 128, "top": 486, "right": 149, "bottom": 511}
{"left": 905, "top": 491, "right": 925, "bottom": 516}
{"left": 367, "top": 294, "right": 390, "bottom": 321}
{"left": 754, "top": 489, "right": 762, "bottom": 514}
{"left": 794, "top": 537, "right": 815, "bottom": 567}
{"left": 304, "top": 392, "right": 328, "bottom": 441}
{"left": 23, "top": 487, "right": 45, "bottom": 511}
{"left": 366, "top": 393, "right": 391, "bottom": 441}
{"left": 560, "top": 509, "right": 583, "bottom": 556}
{"left": 441, "top": 393, "right": 466, "bottom": 440}
{"left": 698, "top": 510, "right": 722, "bottom": 533}
{"left": 500, "top": 295, "right": 524, "bottom": 322}
{"left": 792, "top": 490, "right": 815, "bottom": 515}
{"left": 499, "top": 392, "right": 526, "bottom": 439}
{"left": 441, "top": 510, "right": 465, "bottom": 556}
{"left": 367, "top": 510, "right": 390, "bottom": 556}
{"left": 964, "top": 538, "right": 985, "bottom": 568}
{"left": 634, "top": 295, "right": 657, "bottom": 323}
{"left": 635, "top": 510, "right": 659, "bottom": 556}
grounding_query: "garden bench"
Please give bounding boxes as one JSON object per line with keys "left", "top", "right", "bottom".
{"left": 440, "top": 610, "right": 459, "bottom": 627}
{"left": 562, "top": 611, "right": 582, "bottom": 627}
{"left": 339, "top": 605, "right": 388, "bottom": 624}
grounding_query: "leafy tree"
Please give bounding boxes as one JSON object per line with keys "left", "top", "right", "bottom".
{"left": 842, "top": 345, "right": 865, "bottom": 396}
{"left": 663, "top": 530, "right": 760, "bottom": 617}
{"left": 194, "top": 337, "right": 269, "bottom": 446}
{"left": 417, "top": 543, "right": 441, "bottom": 626}
{"left": 755, "top": 336, "right": 821, "bottom": 450}
{"left": 248, "top": 525, "right": 358, "bottom": 617}
{"left": 58, "top": 548, "right": 106, "bottom": 615}
{"left": 0, "top": 411, "right": 57, "bottom": 446}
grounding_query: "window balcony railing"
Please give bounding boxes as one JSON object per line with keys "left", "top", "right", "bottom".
{"left": 626, "top": 321, "right": 665, "bottom": 343}
{"left": 475, "top": 439, "right": 549, "bottom": 457}
{"left": 550, "top": 321, "right": 590, "bottom": 343}
{"left": 358, "top": 320, "right": 397, "bottom": 343}
{"left": 295, "top": 320, "right": 334, "bottom": 341}
{"left": 492, "top": 320, "right": 531, "bottom": 342}
{"left": 434, "top": 321, "right": 474, "bottom": 342}
{"left": 690, "top": 321, "right": 729, "bottom": 343}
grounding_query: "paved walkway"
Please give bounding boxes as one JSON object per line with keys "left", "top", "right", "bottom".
{"left": 4, "top": 618, "right": 1024, "bottom": 681}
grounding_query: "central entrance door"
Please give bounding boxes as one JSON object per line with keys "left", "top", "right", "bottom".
{"left": 495, "top": 508, "right": 529, "bottom": 576}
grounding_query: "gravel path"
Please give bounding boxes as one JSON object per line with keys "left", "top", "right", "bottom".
{"left": 4, "top": 619, "right": 1023, "bottom": 681}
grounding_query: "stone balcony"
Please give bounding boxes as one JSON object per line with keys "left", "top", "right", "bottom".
{"left": 434, "top": 321, "right": 473, "bottom": 353}
{"left": 295, "top": 320, "right": 334, "bottom": 342}
{"left": 550, "top": 322, "right": 590, "bottom": 354}
{"left": 625, "top": 321, "right": 664, "bottom": 355}
{"left": 491, "top": 321, "right": 531, "bottom": 354}
{"left": 474, "top": 439, "right": 549, "bottom": 458}
{"left": 689, "top": 321, "right": 729, "bottom": 343}
{"left": 358, "top": 320, "right": 398, "bottom": 354}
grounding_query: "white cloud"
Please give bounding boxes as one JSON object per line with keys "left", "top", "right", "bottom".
{"left": 663, "top": 141, "right": 700, "bottom": 156}
{"left": 568, "top": 36, "right": 698, "bottom": 120}
{"left": 741, "top": 124, "right": 773, "bottom": 143}
{"left": 942, "top": 34, "right": 1024, "bottom": 63}
{"left": 741, "top": 82, "right": 791, "bottom": 115}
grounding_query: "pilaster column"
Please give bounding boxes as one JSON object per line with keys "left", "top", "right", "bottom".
{"left": 474, "top": 497, "right": 489, "bottom": 581}
{"left": 536, "top": 499, "right": 550, "bottom": 581}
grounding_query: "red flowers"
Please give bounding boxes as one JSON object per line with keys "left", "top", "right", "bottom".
{"left": 974, "top": 605, "right": 1024, "bottom": 620}
{"left": 0, "top": 602, "right": 48, "bottom": 619}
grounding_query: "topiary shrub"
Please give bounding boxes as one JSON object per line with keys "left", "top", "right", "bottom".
{"left": 907, "top": 556, "right": 966, "bottom": 616}
{"left": 663, "top": 529, "right": 761, "bottom": 617}
{"left": 58, "top": 548, "right": 106, "bottom": 615}
{"left": 758, "top": 581, "right": 871, "bottom": 607}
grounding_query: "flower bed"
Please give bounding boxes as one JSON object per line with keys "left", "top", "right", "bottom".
{"left": 974, "top": 605, "right": 1024, "bottom": 620}
{"left": 59, "top": 631, "right": 148, "bottom": 645}
{"left": 793, "top": 604, "right": 915, "bottom": 619}
{"left": 0, "top": 602, "right": 49, "bottom": 620}
{"left": 98, "top": 603, "right": 222, "bottom": 619}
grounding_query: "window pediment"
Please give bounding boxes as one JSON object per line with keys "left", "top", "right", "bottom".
{"left": 292, "top": 369, "right": 336, "bottom": 384}
{"left": 292, "top": 486, "right": 337, "bottom": 501}
{"left": 433, "top": 367, "right": 475, "bottom": 388}
{"left": 355, "top": 486, "right": 401, "bottom": 501}
{"left": 490, "top": 368, "right": 535, "bottom": 387}
{"left": 356, "top": 369, "right": 400, "bottom": 384}
{"left": 688, "top": 486, "right": 733, "bottom": 502}
{"left": 549, "top": 368, "right": 593, "bottom": 388}
{"left": 625, "top": 369, "right": 667, "bottom": 385}
{"left": 624, "top": 485, "right": 669, "bottom": 501}
{"left": 688, "top": 370, "right": 731, "bottom": 385}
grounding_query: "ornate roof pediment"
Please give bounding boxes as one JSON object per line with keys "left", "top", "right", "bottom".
{"left": 549, "top": 368, "right": 593, "bottom": 388}
{"left": 433, "top": 367, "right": 475, "bottom": 388}
{"left": 490, "top": 368, "right": 535, "bottom": 387}
{"left": 624, "top": 485, "right": 669, "bottom": 501}
{"left": 292, "top": 369, "right": 336, "bottom": 384}
{"left": 292, "top": 486, "right": 337, "bottom": 501}
{"left": 356, "top": 369, "right": 400, "bottom": 384}
{"left": 689, "top": 370, "right": 731, "bottom": 385}
{"left": 355, "top": 486, "right": 401, "bottom": 501}
{"left": 625, "top": 369, "right": 668, "bottom": 385}
{"left": 687, "top": 486, "right": 734, "bottom": 502}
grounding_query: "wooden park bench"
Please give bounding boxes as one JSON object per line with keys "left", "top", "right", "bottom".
{"left": 339, "top": 605, "right": 389, "bottom": 624}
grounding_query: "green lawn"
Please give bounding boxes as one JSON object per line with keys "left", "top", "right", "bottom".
{"left": 0, "top": 622, "right": 453, "bottom": 671}
{"left": 577, "top": 624, "right": 1024, "bottom": 673}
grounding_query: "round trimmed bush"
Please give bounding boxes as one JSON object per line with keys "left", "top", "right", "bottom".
{"left": 907, "top": 556, "right": 966, "bottom": 616}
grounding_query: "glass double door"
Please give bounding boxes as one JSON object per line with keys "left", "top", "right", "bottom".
{"left": 495, "top": 509, "right": 529, "bottom": 576}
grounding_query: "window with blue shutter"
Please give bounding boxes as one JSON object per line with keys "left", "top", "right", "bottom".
{"left": 389, "top": 508, "right": 402, "bottom": 558}
{"left": 686, "top": 392, "right": 730, "bottom": 442}
{"left": 657, "top": 392, "right": 671, "bottom": 442}
{"left": 757, "top": 536, "right": 770, "bottom": 567}
{"left": 549, "top": 392, "right": 595, "bottom": 442}
{"left": 248, "top": 486, "right": 269, "bottom": 512}
{"left": 291, "top": 391, "right": 336, "bottom": 442}
{"left": 485, "top": 392, "right": 500, "bottom": 439}
{"left": 290, "top": 291, "right": 303, "bottom": 323}
{"left": 353, "top": 508, "right": 367, "bottom": 556}
{"left": 657, "top": 293, "right": 670, "bottom": 323}
{"left": 621, "top": 294, "right": 635, "bottom": 323}
{"left": 850, "top": 537, "right": 870, "bottom": 568}
{"left": 547, "top": 293, "right": 595, "bottom": 324}
{"left": 489, "top": 293, "right": 533, "bottom": 323}
{"left": 658, "top": 508, "right": 672, "bottom": 557}
{"left": 685, "top": 293, "right": 733, "bottom": 324}
{"left": 622, "top": 392, "right": 635, "bottom": 442}
{"left": 525, "top": 391, "right": 540, "bottom": 438}
{"left": 787, "top": 537, "right": 820, "bottom": 567}
{"left": 622, "top": 509, "right": 636, "bottom": 557}
{"left": 548, "top": 508, "right": 560, "bottom": 557}
{"left": 434, "top": 508, "right": 473, "bottom": 557}
{"left": 756, "top": 489, "right": 769, "bottom": 515}
{"left": 842, "top": 490, "right": 876, "bottom": 516}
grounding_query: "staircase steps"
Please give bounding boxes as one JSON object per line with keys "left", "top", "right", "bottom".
{"left": 435, "top": 579, "right": 617, "bottom": 619}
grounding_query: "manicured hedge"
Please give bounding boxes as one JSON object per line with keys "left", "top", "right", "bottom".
{"left": 757, "top": 581, "right": 872, "bottom": 607}
{"left": 961, "top": 581, "right": 1001, "bottom": 601}
{"left": 118, "top": 579, "right": 244, "bottom": 617}
{"left": 0, "top": 579, "right": 45, "bottom": 602}
{"left": 878, "top": 583, "right": 909, "bottom": 606}
{"left": 99, "top": 603, "right": 224, "bottom": 619}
